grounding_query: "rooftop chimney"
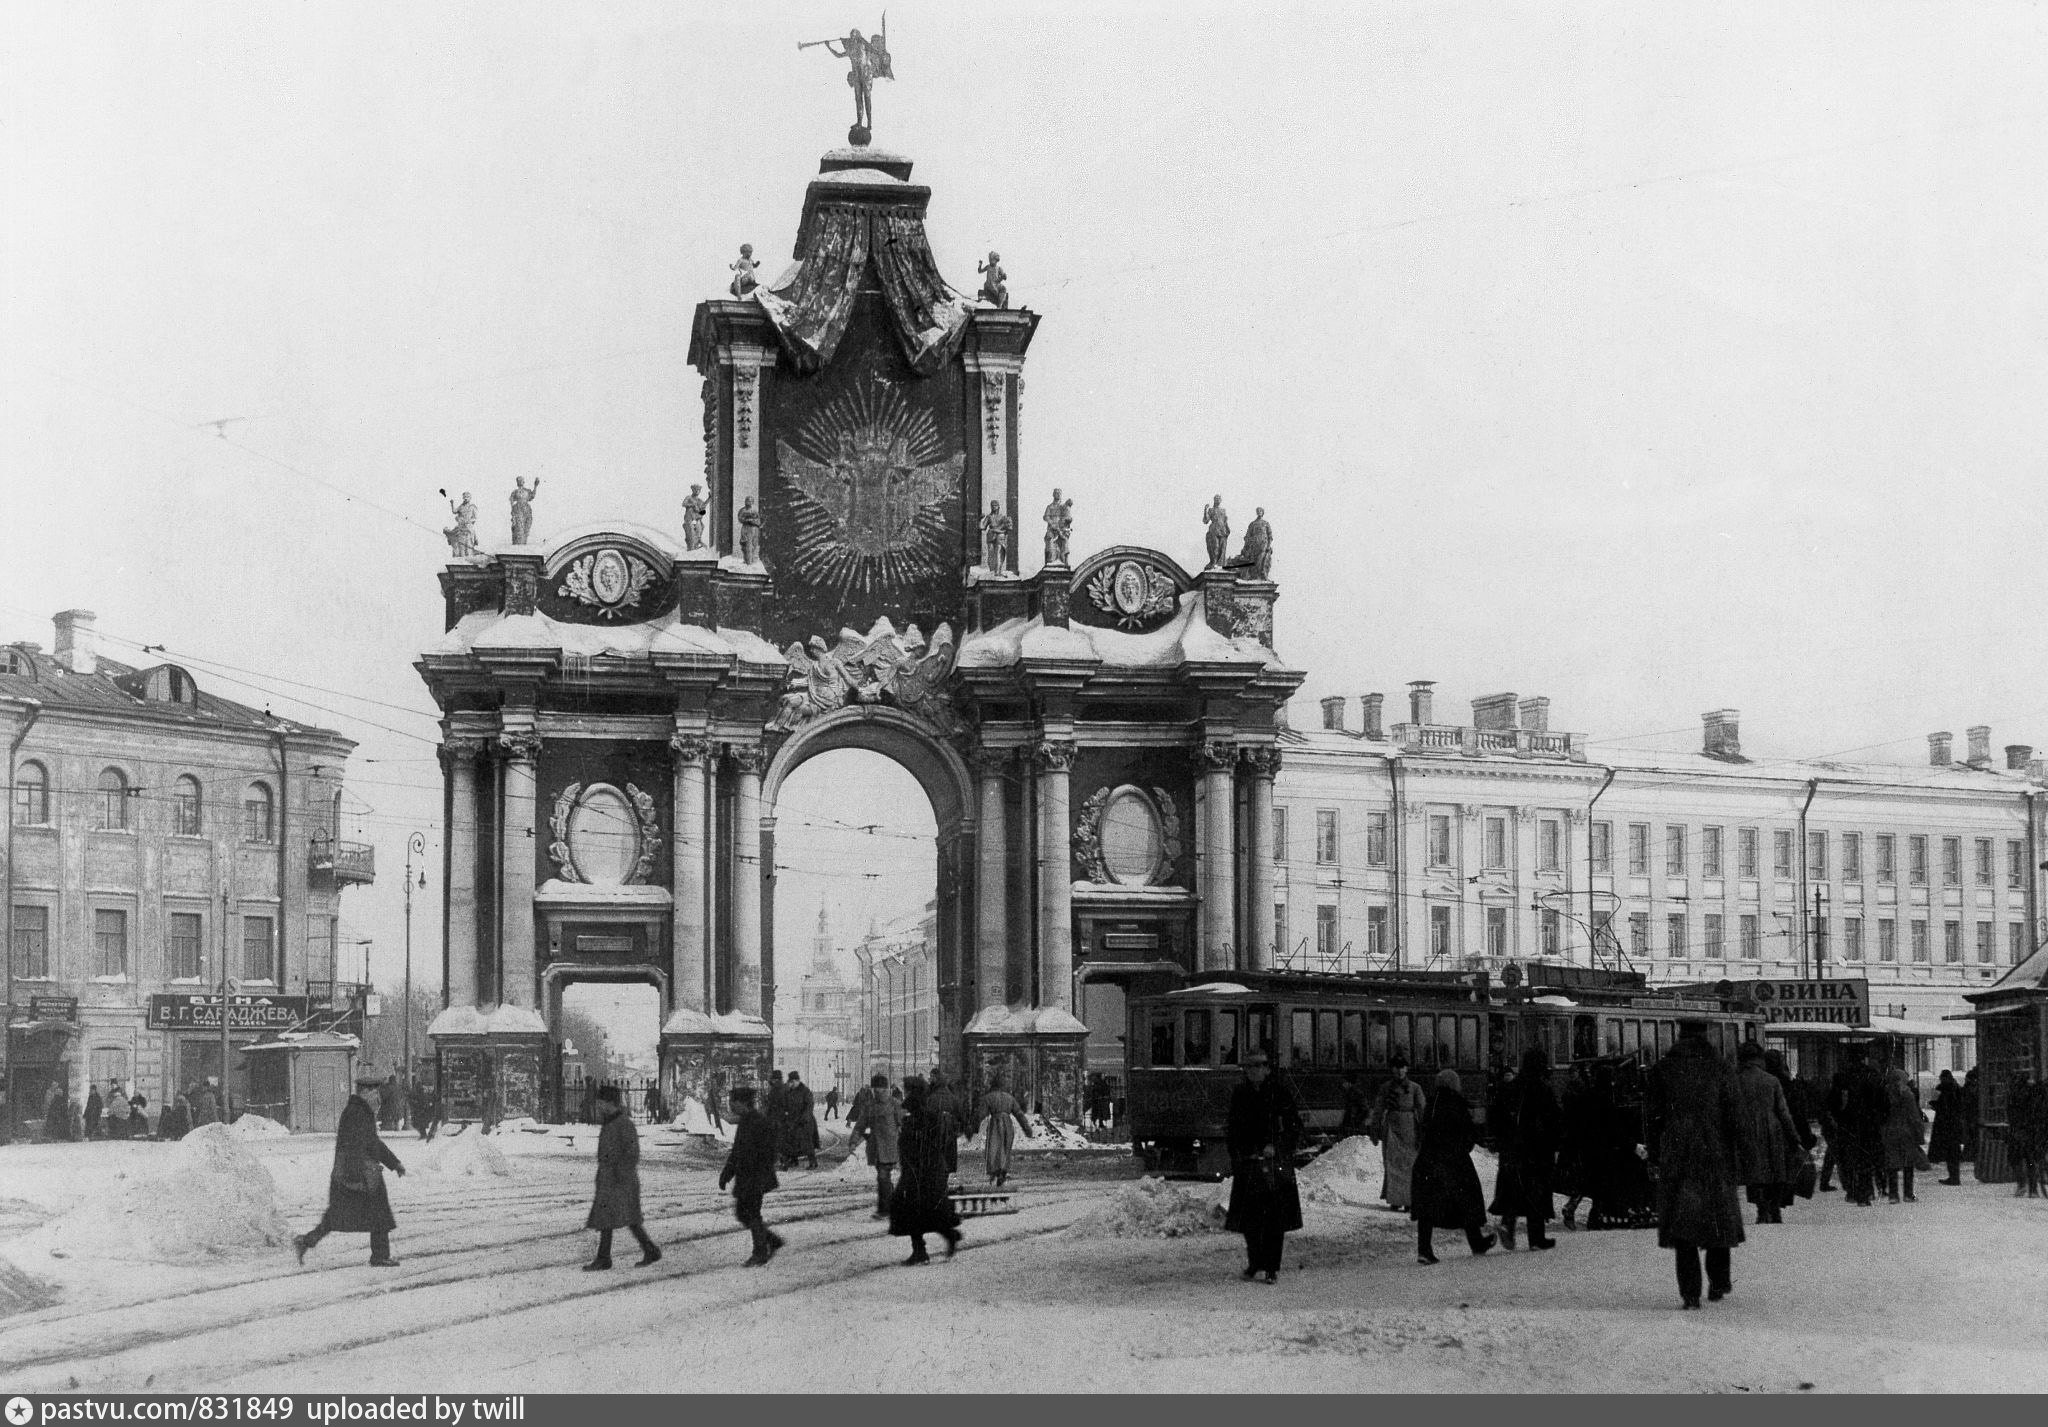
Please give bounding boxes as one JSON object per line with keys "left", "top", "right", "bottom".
{"left": 1967, "top": 726, "right": 1992, "bottom": 769}
{"left": 1408, "top": 680, "right": 1436, "bottom": 726}
{"left": 1518, "top": 697, "right": 1551, "bottom": 734}
{"left": 1703, "top": 709, "right": 1743, "bottom": 762}
{"left": 1360, "top": 693, "right": 1385, "bottom": 741}
{"left": 52, "top": 610, "right": 96, "bottom": 676}
{"left": 1319, "top": 696, "right": 1347, "bottom": 733}
{"left": 1928, "top": 732, "right": 1952, "bottom": 767}
{"left": 1472, "top": 693, "right": 1519, "bottom": 731}
{"left": 2007, "top": 744, "right": 2034, "bottom": 771}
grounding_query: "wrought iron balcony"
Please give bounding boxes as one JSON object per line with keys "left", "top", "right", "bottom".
{"left": 310, "top": 838, "right": 376, "bottom": 885}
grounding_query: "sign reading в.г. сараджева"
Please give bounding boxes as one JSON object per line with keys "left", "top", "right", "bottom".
{"left": 146, "top": 993, "right": 312, "bottom": 1031}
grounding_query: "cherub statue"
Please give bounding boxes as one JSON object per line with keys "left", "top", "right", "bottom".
{"left": 737, "top": 496, "right": 761, "bottom": 564}
{"left": 444, "top": 491, "right": 478, "bottom": 558}
{"left": 1201, "top": 494, "right": 1229, "bottom": 569}
{"left": 1043, "top": 488, "right": 1074, "bottom": 567}
{"left": 509, "top": 477, "right": 541, "bottom": 547}
{"left": 682, "top": 484, "right": 709, "bottom": 551}
{"left": 728, "top": 244, "right": 761, "bottom": 299}
{"left": 977, "top": 252, "right": 1008, "bottom": 309}
{"left": 980, "top": 499, "right": 1012, "bottom": 571}
{"left": 1233, "top": 506, "right": 1273, "bottom": 580}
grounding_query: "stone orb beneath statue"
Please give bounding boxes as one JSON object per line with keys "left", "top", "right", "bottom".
{"left": 848, "top": 123, "right": 872, "bottom": 147}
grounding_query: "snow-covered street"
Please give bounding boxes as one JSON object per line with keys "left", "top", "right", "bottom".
{"left": 2, "top": 1128, "right": 2044, "bottom": 1394}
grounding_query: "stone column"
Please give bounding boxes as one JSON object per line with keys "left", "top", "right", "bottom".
{"left": 1034, "top": 739, "right": 1076, "bottom": 1011}
{"left": 729, "top": 743, "right": 767, "bottom": 1017}
{"left": 1197, "top": 739, "right": 1238, "bottom": 971}
{"left": 669, "top": 730, "right": 711, "bottom": 1013}
{"left": 442, "top": 737, "right": 483, "bottom": 1010}
{"left": 497, "top": 727, "right": 543, "bottom": 1009}
{"left": 975, "top": 748, "right": 1010, "bottom": 1008}
{"left": 1245, "top": 747, "right": 1281, "bottom": 972}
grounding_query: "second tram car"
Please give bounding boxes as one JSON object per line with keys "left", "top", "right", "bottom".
{"left": 1126, "top": 964, "right": 1764, "bottom": 1176}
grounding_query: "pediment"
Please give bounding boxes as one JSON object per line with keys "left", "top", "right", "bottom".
{"left": 1068, "top": 546, "right": 1194, "bottom": 636}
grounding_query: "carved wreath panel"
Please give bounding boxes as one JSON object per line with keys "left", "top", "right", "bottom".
{"left": 547, "top": 781, "right": 663, "bottom": 885}
{"left": 557, "top": 548, "right": 659, "bottom": 620}
{"left": 1074, "top": 784, "right": 1182, "bottom": 887}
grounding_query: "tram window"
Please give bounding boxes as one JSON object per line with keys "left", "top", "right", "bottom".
{"left": 1660, "top": 1022, "right": 1677, "bottom": 1058}
{"left": 1314, "top": 1011, "right": 1340, "bottom": 1067}
{"left": 1341, "top": 1011, "right": 1364, "bottom": 1066}
{"left": 1458, "top": 1015, "right": 1480, "bottom": 1070}
{"left": 1184, "top": 1010, "right": 1213, "bottom": 1067}
{"left": 1437, "top": 1016, "right": 1459, "bottom": 1071}
{"left": 1604, "top": 1018, "right": 1623, "bottom": 1056}
{"left": 1622, "top": 1020, "right": 1641, "bottom": 1057}
{"left": 1572, "top": 1016, "right": 1598, "bottom": 1061}
{"left": 1149, "top": 1013, "right": 1177, "bottom": 1067}
{"left": 1412, "top": 1014, "right": 1437, "bottom": 1067}
{"left": 1500, "top": 1016, "right": 1519, "bottom": 1067}
{"left": 1249, "top": 1009, "right": 1278, "bottom": 1062}
{"left": 1392, "top": 1013, "right": 1413, "bottom": 1065}
{"left": 1289, "top": 1010, "right": 1315, "bottom": 1068}
{"left": 1217, "top": 1010, "right": 1241, "bottom": 1066}
{"left": 1368, "top": 1011, "right": 1390, "bottom": 1065}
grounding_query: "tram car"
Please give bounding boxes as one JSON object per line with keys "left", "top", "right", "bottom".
{"left": 1125, "top": 963, "right": 1764, "bottom": 1177}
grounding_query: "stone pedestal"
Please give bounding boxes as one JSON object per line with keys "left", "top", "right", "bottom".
{"left": 961, "top": 1006, "right": 1090, "bottom": 1123}
{"left": 427, "top": 1005, "right": 549, "bottom": 1124}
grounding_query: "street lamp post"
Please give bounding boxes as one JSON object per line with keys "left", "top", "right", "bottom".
{"left": 404, "top": 833, "right": 426, "bottom": 1087}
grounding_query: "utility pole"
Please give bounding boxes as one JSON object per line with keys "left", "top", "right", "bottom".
{"left": 1810, "top": 884, "right": 1829, "bottom": 980}
{"left": 218, "top": 882, "right": 233, "bottom": 1115}
{"left": 404, "top": 832, "right": 426, "bottom": 1088}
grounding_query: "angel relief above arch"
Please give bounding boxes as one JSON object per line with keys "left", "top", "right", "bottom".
{"left": 769, "top": 617, "right": 961, "bottom": 737}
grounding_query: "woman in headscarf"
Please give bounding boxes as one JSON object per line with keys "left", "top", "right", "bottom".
{"left": 1370, "top": 1052, "right": 1427, "bottom": 1213}
{"left": 1410, "top": 1068, "right": 1496, "bottom": 1265}
{"left": 887, "top": 1076, "right": 961, "bottom": 1265}
{"left": 1879, "top": 1062, "right": 1927, "bottom": 1204}
{"left": 979, "top": 1072, "right": 1033, "bottom": 1187}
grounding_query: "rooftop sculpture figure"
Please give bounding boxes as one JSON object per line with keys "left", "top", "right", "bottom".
{"left": 977, "top": 252, "right": 1008, "bottom": 309}
{"left": 509, "top": 477, "right": 541, "bottom": 547}
{"left": 1043, "top": 489, "right": 1073, "bottom": 567}
{"left": 980, "top": 499, "right": 1011, "bottom": 572}
{"left": 444, "top": 491, "right": 478, "bottom": 558}
{"left": 728, "top": 244, "right": 761, "bottom": 299}
{"left": 737, "top": 496, "right": 762, "bottom": 565}
{"left": 1202, "top": 495, "right": 1230, "bottom": 569}
{"left": 1233, "top": 506, "right": 1272, "bottom": 580}
{"left": 801, "top": 20, "right": 894, "bottom": 144}
{"left": 682, "top": 485, "right": 710, "bottom": 551}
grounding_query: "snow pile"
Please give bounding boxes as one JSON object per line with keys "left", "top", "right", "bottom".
{"left": 1065, "top": 1176, "right": 1228, "bottom": 1239}
{"left": 668, "top": 1097, "right": 733, "bottom": 1140}
{"left": 1297, "top": 1135, "right": 1385, "bottom": 1208}
{"left": 33, "top": 1123, "right": 292, "bottom": 1264}
{"left": 1028, "top": 1115, "right": 1109, "bottom": 1150}
{"left": 229, "top": 1113, "right": 291, "bottom": 1140}
{"left": 832, "top": 1145, "right": 877, "bottom": 1181}
{"left": 422, "top": 1133, "right": 512, "bottom": 1178}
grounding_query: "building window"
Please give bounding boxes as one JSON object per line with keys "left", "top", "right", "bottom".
{"left": 1315, "top": 905, "right": 1338, "bottom": 964}
{"left": 1366, "top": 905, "right": 1388, "bottom": 961}
{"left": 1776, "top": 913, "right": 1796, "bottom": 956}
{"left": 94, "top": 768, "right": 129, "bottom": 831}
{"left": 1272, "top": 807, "right": 1287, "bottom": 863}
{"left": 1665, "top": 913, "right": 1686, "bottom": 958}
{"left": 94, "top": 908, "right": 128, "bottom": 978}
{"left": 1538, "top": 818, "right": 1561, "bottom": 873}
{"left": 1910, "top": 919, "right": 1929, "bottom": 963}
{"left": 243, "top": 784, "right": 275, "bottom": 844}
{"left": 1427, "top": 814, "right": 1452, "bottom": 868}
{"left": 1807, "top": 831, "right": 1827, "bottom": 882}
{"left": 1703, "top": 913, "right": 1724, "bottom": 960}
{"left": 1314, "top": 809, "right": 1339, "bottom": 865}
{"left": 2012, "top": 923, "right": 2028, "bottom": 965}
{"left": 1591, "top": 821, "right": 1612, "bottom": 874}
{"left": 1944, "top": 920, "right": 1962, "bottom": 964}
{"left": 1627, "top": 823, "right": 1649, "bottom": 875}
{"left": 1666, "top": 826, "right": 1687, "bottom": 877}
{"left": 1908, "top": 836, "right": 1927, "bottom": 886}
{"left": 1941, "top": 837, "right": 1960, "bottom": 887}
{"left": 1876, "top": 834, "right": 1896, "bottom": 884}
{"left": 12, "top": 904, "right": 49, "bottom": 979}
{"left": 1486, "top": 905, "right": 1508, "bottom": 958}
{"left": 242, "top": 915, "right": 275, "bottom": 982}
{"left": 1628, "top": 913, "right": 1649, "bottom": 961}
{"left": 90, "top": 1046, "right": 128, "bottom": 1089}
{"left": 1738, "top": 827, "right": 1759, "bottom": 879}
{"left": 1429, "top": 904, "right": 1452, "bottom": 961}
{"left": 1977, "top": 921, "right": 1994, "bottom": 965}
{"left": 1483, "top": 816, "right": 1508, "bottom": 871}
{"left": 2010, "top": 840, "right": 2025, "bottom": 889}
{"left": 13, "top": 760, "right": 50, "bottom": 826}
{"left": 1366, "top": 811, "right": 1389, "bottom": 867}
{"left": 1541, "top": 908, "right": 1561, "bottom": 957}
{"left": 1772, "top": 830, "right": 1794, "bottom": 879}
{"left": 1843, "top": 917, "right": 1863, "bottom": 962}
{"left": 1274, "top": 904, "right": 1289, "bottom": 962}
{"left": 1593, "top": 909, "right": 1616, "bottom": 958}
{"left": 1975, "top": 838, "right": 1994, "bottom": 887}
{"left": 174, "top": 775, "right": 203, "bottom": 836}
{"left": 1843, "top": 833, "right": 1862, "bottom": 882}
{"left": 1878, "top": 919, "right": 1897, "bottom": 962}
{"left": 170, "top": 911, "right": 203, "bottom": 980}
{"left": 1702, "top": 826, "right": 1723, "bottom": 877}
{"left": 1741, "top": 913, "right": 1761, "bottom": 960}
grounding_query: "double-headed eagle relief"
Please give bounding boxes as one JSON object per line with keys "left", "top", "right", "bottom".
{"left": 771, "top": 617, "right": 961, "bottom": 736}
{"left": 775, "top": 380, "right": 965, "bottom": 599}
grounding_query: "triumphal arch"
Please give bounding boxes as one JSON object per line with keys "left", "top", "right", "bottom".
{"left": 420, "top": 117, "right": 1302, "bottom": 1122}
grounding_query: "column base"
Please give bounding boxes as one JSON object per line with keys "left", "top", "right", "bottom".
{"left": 659, "top": 1008, "right": 773, "bottom": 1122}
{"left": 426, "top": 1005, "right": 550, "bottom": 1125}
{"left": 962, "top": 1007, "right": 1090, "bottom": 1123}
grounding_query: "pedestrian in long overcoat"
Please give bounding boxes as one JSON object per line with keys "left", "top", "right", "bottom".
{"left": 1225, "top": 1052, "right": 1304, "bottom": 1283}
{"left": 1732, "top": 1042, "right": 1806, "bottom": 1224}
{"left": 43, "top": 1085, "right": 77, "bottom": 1142}
{"left": 924, "top": 1069, "right": 962, "bottom": 1176}
{"left": 83, "top": 1085, "right": 103, "bottom": 1140}
{"left": 1825, "top": 1044, "right": 1886, "bottom": 1206}
{"left": 888, "top": 1077, "right": 962, "bottom": 1265}
{"left": 2013, "top": 1073, "right": 2048, "bottom": 1198}
{"left": 783, "top": 1072, "right": 820, "bottom": 1169}
{"left": 847, "top": 1073, "right": 903, "bottom": 1218}
{"left": 824, "top": 1086, "right": 840, "bottom": 1121}
{"left": 1370, "top": 1054, "right": 1427, "bottom": 1212}
{"left": 1928, "top": 1070, "right": 1968, "bottom": 1185}
{"left": 1879, "top": 1065, "right": 1927, "bottom": 1203}
{"left": 1962, "top": 1066, "right": 1982, "bottom": 1162}
{"left": 1645, "top": 1023, "right": 1745, "bottom": 1309}
{"left": 190, "top": 1080, "right": 219, "bottom": 1129}
{"left": 1764, "top": 1049, "right": 1818, "bottom": 1152}
{"left": 293, "top": 1076, "right": 406, "bottom": 1267}
{"left": 583, "top": 1085, "right": 661, "bottom": 1270}
{"left": 765, "top": 1069, "right": 789, "bottom": 1166}
{"left": 380, "top": 1074, "right": 404, "bottom": 1132}
{"left": 156, "top": 1092, "right": 193, "bottom": 1142}
{"left": 1490, "top": 1047, "right": 1563, "bottom": 1249}
{"left": 1411, "top": 1068, "right": 1495, "bottom": 1264}
{"left": 979, "top": 1074, "right": 1033, "bottom": 1186}
{"left": 719, "top": 1086, "right": 784, "bottom": 1265}
{"left": 102, "top": 1082, "right": 132, "bottom": 1139}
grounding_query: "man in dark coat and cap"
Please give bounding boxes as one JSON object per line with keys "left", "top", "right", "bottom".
{"left": 887, "top": 1076, "right": 962, "bottom": 1266}
{"left": 294, "top": 1074, "right": 407, "bottom": 1267}
{"left": 1825, "top": 1041, "right": 1887, "bottom": 1207}
{"left": 719, "top": 1086, "right": 784, "bottom": 1266}
{"left": 1224, "top": 1052, "right": 1304, "bottom": 1282}
{"left": 1646, "top": 1022, "right": 1745, "bottom": 1308}
{"left": 584, "top": 1085, "right": 662, "bottom": 1270}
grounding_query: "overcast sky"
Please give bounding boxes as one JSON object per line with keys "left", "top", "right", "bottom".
{"left": 6, "top": 2, "right": 2046, "bottom": 1018}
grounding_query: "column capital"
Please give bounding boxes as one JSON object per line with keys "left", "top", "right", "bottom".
{"left": 497, "top": 730, "right": 543, "bottom": 763}
{"left": 1033, "top": 738, "right": 1077, "bottom": 772}
{"left": 669, "top": 731, "right": 714, "bottom": 765}
{"left": 972, "top": 746, "right": 1014, "bottom": 778}
{"left": 1196, "top": 738, "right": 1238, "bottom": 774}
{"left": 1241, "top": 746, "right": 1283, "bottom": 779}
{"left": 439, "top": 736, "right": 486, "bottom": 774}
{"left": 727, "top": 742, "right": 769, "bottom": 776}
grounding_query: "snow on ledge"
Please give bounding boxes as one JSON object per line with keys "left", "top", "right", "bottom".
{"left": 663, "top": 1007, "right": 771, "bottom": 1038}
{"left": 962, "top": 1005, "right": 1090, "bottom": 1036}
{"left": 427, "top": 1005, "right": 549, "bottom": 1037}
{"left": 534, "top": 880, "right": 673, "bottom": 906}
